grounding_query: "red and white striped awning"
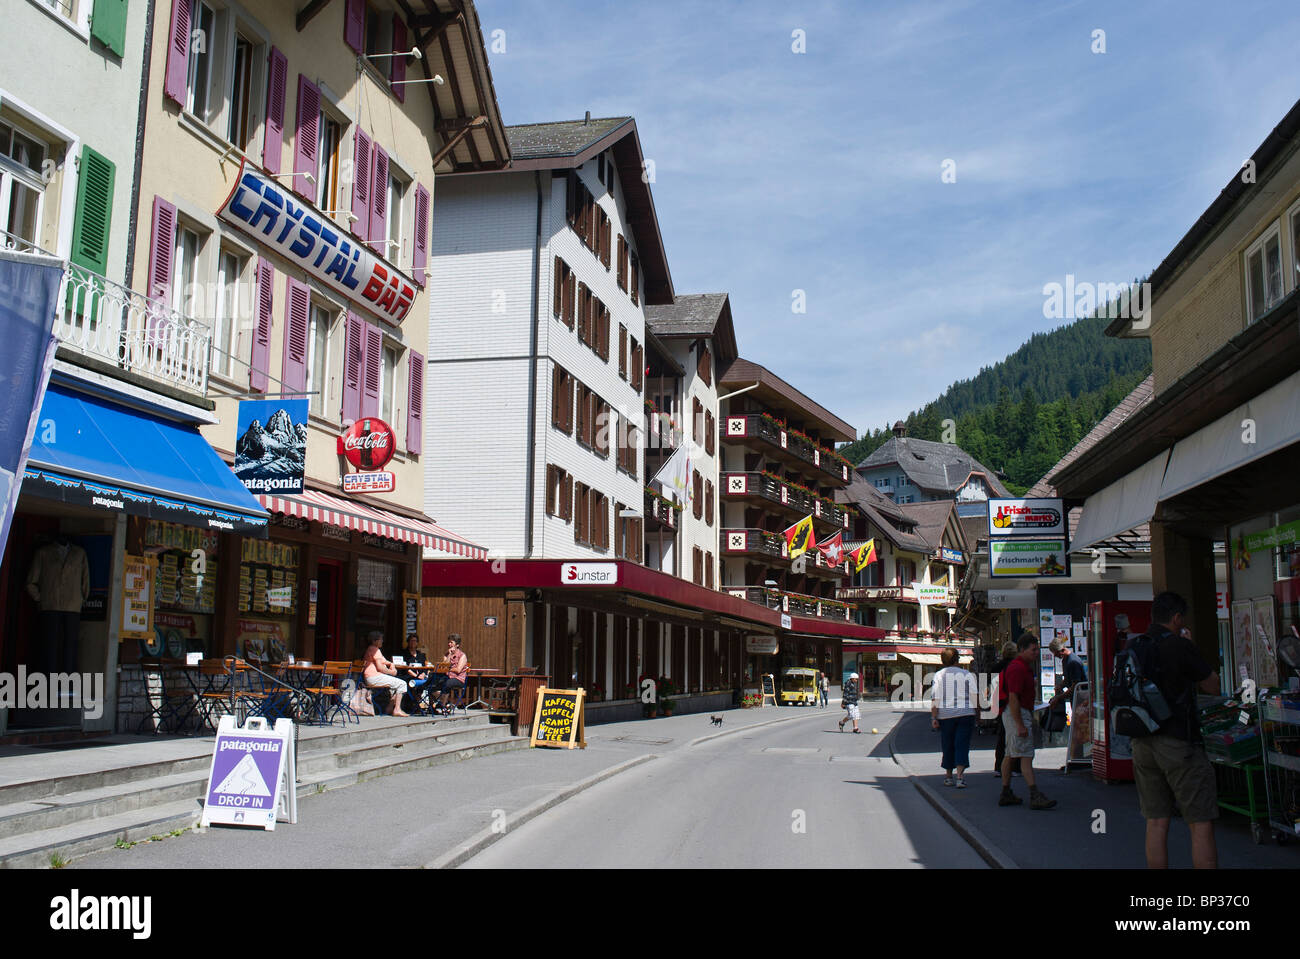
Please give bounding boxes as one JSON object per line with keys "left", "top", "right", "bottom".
{"left": 257, "top": 489, "right": 487, "bottom": 559}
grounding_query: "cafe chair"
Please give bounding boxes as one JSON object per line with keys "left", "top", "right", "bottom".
{"left": 195, "top": 659, "right": 236, "bottom": 732}
{"left": 304, "top": 662, "right": 355, "bottom": 726}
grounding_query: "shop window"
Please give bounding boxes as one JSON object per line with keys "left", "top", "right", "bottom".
{"left": 145, "top": 521, "right": 220, "bottom": 658}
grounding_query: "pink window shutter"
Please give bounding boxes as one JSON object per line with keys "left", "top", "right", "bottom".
{"left": 146, "top": 196, "right": 177, "bottom": 346}
{"left": 282, "top": 278, "right": 310, "bottom": 393}
{"left": 351, "top": 128, "right": 372, "bottom": 233}
{"left": 390, "top": 19, "right": 407, "bottom": 102}
{"left": 406, "top": 349, "right": 424, "bottom": 454}
{"left": 344, "top": 0, "right": 364, "bottom": 54}
{"left": 163, "top": 0, "right": 190, "bottom": 106}
{"left": 412, "top": 183, "right": 430, "bottom": 286}
{"left": 250, "top": 258, "right": 274, "bottom": 392}
{"left": 293, "top": 75, "right": 320, "bottom": 200}
{"left": 342, "top": 311, "right": 363, "bottom": 423}
{"left": 369, "top": 145, "right": 389, "bottom": 256}
{"left": 263, "top": 47, "right": 288, "bottom": 174}
{"left": 361, "top": 322, "right": 382, "bottom": 418}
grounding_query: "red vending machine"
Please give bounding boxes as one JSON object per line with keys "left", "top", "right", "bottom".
{"left": 1087, "top": 600, "right": 1151, "bottom": 783}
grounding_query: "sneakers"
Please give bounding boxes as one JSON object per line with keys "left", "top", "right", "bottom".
{"left": 998, "top": 787, "right": 1023, "bottom": 806}
{"left": 955, "top": 777, "right": 967, "bottom": 789}
{"left": 943, "top": 776, "right": 954, "bottom": 787}
{"left": 838, "top": 720, "right": 845, "bottom": 732}
{"left": 1030, "top": 788, "right": 1057, "bottom": 810}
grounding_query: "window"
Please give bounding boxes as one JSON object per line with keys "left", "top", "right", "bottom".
{"left": 692, "top": 398, "right": 703, "bottom": 445}
{"left": 364, "top": 3, "right": 390, "bottom": 58}
{"left": 0, "top": 119, "right": 50, "bottom": 251}
{"left": 594, "top": 400, "right": 611, "bottom": 458}
{"left": 591, "top": 492, "right": 609, "bottom": 550}
{"left": 705, "top": 552, "right": 714, "bottom": 590}
{"left": 186, "top": 1, "right": 217, "bottom": 120}
{"left": 212, "top": 249, "right": 248, "bottom": 378}
{"left": 630, "top": 340, "right": 643, "bottom": 392}
{"left": 1246, "top": 225, "right": 1284, "bottom": 322}
{"left": 705, "top": 480, "right": 714, "bottom": 527}
{"left": 618, "top": 423, "right": 638, "bottom": 475}
{"left": 172, "top": 225, "right": 203, "bottom": 318}
{"left": 575, "top": 382, "right": 591, "bottom": 448}
{"left": 317, "top": 114, "right": 342, "bottom": 212}
{"left": 228, "top": 33, "right": 256, "bottom": 150}
{"left": 306, "top": 302, "right": 335, "bottom": 417}
{"left": 1292, "top": 204, "right": 1300, "bottom": 293}
{"left": 629, "top": 252, "right": 639, "bottom": 306}
{"left": 553, "top": 257, "right": 576, "bottom": 328}
{"left": 693, "top": 547, "right": 703, "bottom": 585}
{"left": 380, "top": 343, "right": 398, "bottom": 423}
{"left": 386, "top": 170, "right": 405, "bottom": 262}
{"left": 692, "top": 470, "right": 703, "bottom": 520}
{"left": 898, "top": 475, "right": 908, "bottom": 488}
{"left": 551, "top": 365, "right": 574, "bottom": 434}
{"left": 697, "top": 345, "right": 712, "bottom": 386}
{"left": 574, "top": 482, "right": 590, "bottom": 545}
{"left": 705, "top": 411, "right": 715, "bottom": 456}
{"left": 618, "top": 324, "right": 627, "bottom": 378}
{"left": 874, "top": 477, "right": 889, "bottom": 489}
{"left": 546, "top": 465, "right": 573, "bottom": 521}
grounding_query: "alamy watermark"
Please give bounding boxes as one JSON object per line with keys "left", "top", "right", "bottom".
{"left": 1042, "top": 275, "right": 1152, "bottom": 329}
{"left": 0, "top": 668, "right": 105, "bottom": 720}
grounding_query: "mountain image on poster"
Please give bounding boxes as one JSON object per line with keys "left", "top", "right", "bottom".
{"left": 234, "top": 400, "right": 308, "bottom": 494}
{"left": 214, "top": 751, "right": 272, "bottom": 796}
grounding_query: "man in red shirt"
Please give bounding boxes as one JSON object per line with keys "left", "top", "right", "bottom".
{"left": 999, "top": 632, "right": 1056, "bottom": 810}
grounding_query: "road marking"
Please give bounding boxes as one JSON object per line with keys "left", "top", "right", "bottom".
{"left": 761, "top": 747, "right": 821, "bottom": 754}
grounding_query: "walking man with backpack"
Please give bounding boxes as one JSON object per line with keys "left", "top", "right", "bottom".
{"left": 998, "top": 632, "right": 1056, "bottom": 809}
{"left": 1116, "top": 592, "right": 1220, "bottom": 869}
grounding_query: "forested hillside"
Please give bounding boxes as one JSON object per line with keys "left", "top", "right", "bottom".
{"left": 840, "top": 315, "right": 1151, "bottom": 494}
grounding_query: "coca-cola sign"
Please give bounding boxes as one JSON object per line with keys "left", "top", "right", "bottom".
{"left": 340, "top": 418, "right": 396, "bottom": 471}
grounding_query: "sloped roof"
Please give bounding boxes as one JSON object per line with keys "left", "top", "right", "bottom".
{"left": 897, "top": 500, "right": 958, "bottom": 551}
{"left": 857, "top": 436, "right": 1011, "bottom": 497}
{"left": 645, "top": 293, "right": 739, "bottom": 366}
{"left": 1035, "top": 374, "right": 1156, "bottom": 548}
{"left": 505, "top": 117, "right": 630, "bottom": 159}
{"left": 836, "top": 476, "right": 931, "bottom": 553}
{"left": 719, "top": 358, "right": 855, "bottom": 442}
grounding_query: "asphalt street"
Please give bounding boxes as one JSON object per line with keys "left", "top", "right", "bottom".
{"left": 464, "top": 703, "right": 986, "bottom": 868}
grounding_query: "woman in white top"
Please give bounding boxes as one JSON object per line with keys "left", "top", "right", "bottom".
{"left": 930, "top": 648, "right": 978, "bottom": 787}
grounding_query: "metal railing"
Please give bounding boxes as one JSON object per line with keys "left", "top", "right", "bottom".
{"left": 726, "top": 585, "right": 853, "bottom": 621}
{"left": 58, "top": 261, "right": 212, "bottom": 392}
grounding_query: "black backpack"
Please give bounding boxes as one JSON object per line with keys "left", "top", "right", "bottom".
{"left": 1108, "top": 634, "right": 1173, "bottom": 737}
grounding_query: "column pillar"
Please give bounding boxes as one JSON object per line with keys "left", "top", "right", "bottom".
{"left": 1150, "top": 514, "right": 1218, "bottom": 666}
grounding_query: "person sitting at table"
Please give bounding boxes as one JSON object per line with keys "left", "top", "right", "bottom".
{"left": 433, "top": 634, "right": 469, "bottom": 715}
{"left": 401, "top": 633, "right": 435, "bottom": 712}
{"left": 362, "top": 630, "right": 409, "bottom": 717}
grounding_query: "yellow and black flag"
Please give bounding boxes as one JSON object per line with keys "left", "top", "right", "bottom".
{"left": 783, "top": 515, "right": 816, "bottom": 559}
{"left": 850, "top": 538, "right": 878, "bottom": 573}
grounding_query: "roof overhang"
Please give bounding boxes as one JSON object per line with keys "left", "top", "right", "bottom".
{"left": 719, "top": 358, "right": 855, "bottom": 442}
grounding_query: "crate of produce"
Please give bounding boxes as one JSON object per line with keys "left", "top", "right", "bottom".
{"left": 1205, "top": 730, "right": 1262, "bottom": 763}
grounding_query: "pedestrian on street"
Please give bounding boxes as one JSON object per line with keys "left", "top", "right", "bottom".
{"left": 838, "top": 672, "right": 861, "bottom": 733}
{"left": 992, "top": 640, "right": 1020, "bottom": 776}
{"left": 1129, "top": 592, "right": 1220, "bottom": 869}
{"left": 930, "top": 648, "right": 977, "bottom": 787}
{"left": 819, "top": 671, "right": 830, "bottom": 708}
{"left": 998, "top": 632, "right": 1056, "bottom": 810}
{"left": 1046, "top": 636, "right": 1087, "bottom": 727}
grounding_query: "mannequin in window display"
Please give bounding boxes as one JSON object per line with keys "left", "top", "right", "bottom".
{"left": 25, "top": 535, "right": 90, "bottom": 674}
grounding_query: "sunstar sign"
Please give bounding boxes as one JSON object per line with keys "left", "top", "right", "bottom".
{"left": 218, "top": 160, "right": 415, "bottom": 324}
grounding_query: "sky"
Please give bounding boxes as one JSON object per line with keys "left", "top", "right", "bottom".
{"left": 474, "top": 0, "right": 1300, "bottom": 436}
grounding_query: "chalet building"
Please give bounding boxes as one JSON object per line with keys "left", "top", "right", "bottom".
{"left": 856, "top": 422, "right": 1010, "bottom": 513}
{"left": 1050, "top": 97, "right": 1300, "bottom": 680}
{"left": 835, "top": 479, "right": 970, "bottom": 692}
{"left": 643, "top": 292, "right": 738, "bottom": 585}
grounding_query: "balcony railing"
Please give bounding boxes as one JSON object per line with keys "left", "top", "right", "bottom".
{"left": 57, "top": 261, "right": 211, "bottom": 393}
{"left": 721, "top": 472, "right": 849, "bottom": 530}
{"left": 644, "top": 488, "right": 680, "bottom": 530}
{"left": 722, "top": 414, "right": 851, "bottom": 484}
{"left": 643, "top": 401, "right": 681, "bottom": 451}
{"left": 722, "top": 527, "right": 785, "bottom": 559}
{"left": 725, "top": 585, "right": 853, "bottom": 622}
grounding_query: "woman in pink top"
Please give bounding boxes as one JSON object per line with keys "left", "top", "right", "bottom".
{"left": 434, "top": 634, "right": 469, "bottom": 715}
{"left": 362, "top": 631, "right": 409, "bottom": 717}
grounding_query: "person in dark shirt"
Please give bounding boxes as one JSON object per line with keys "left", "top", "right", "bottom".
{"left": 1130, "top": 592, "right": 1220, "bottom": 869}
{"left": 1047, "top": 636, "right": 1087, "bottom": 717}
{"left": 838, "top": 673, "right": 861, "bottom": 733}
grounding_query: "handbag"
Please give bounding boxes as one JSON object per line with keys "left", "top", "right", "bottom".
{"left": 348, "top": 686, "right": 376, "bottom": 717}
{"left": 1039, "top": 703, "right": 1067, "bottom": 733}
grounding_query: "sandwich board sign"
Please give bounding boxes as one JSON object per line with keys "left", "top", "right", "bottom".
{"left": 761, "top": 673, "right": 778, "bottom": 707}
{"left": 200, "top": 716, "right": 297, "bottom": 829}
{"left": 531, "top": 687, "right": 587, "bottom": 749}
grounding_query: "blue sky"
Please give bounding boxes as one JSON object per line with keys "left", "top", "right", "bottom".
{"left": 476, "top": 0, "right": 1300, "bottom": 436}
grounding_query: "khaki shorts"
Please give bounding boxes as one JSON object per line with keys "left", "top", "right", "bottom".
{"left": 1002, "top": 708, "right": 1034, "bottom": 758}
{"left": 1131, "top": 735, "right": 1219, "bottom": 823}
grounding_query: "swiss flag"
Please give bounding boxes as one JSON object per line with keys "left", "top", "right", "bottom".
{"left": 818, "top": 530, "right": 845, "bottom": 566}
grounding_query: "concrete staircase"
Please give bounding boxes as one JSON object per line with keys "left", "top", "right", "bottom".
{"left": 0, "top": 712, "right": 525, "bottom": 869}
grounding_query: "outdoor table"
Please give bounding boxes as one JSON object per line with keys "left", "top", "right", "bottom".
{"left": 464, "top": 668, "right": 500, "bottom": 711}
{"left": 395, "top": 663, "right": 446, "bottom": 713}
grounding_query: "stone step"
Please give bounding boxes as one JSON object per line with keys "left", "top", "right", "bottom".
{"left": 0, "top": 734, "right": 530, "bottom": 869}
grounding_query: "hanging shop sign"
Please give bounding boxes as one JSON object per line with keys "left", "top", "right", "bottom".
{"left": 745, "top": 634, "right": 779, "bottom": 655}
{"left": 217, "top": 160, "right": 415, "bottom": 324}
{"left": 530, "top": 687, "right": 587, "bottom": 749}
{"left": 913, "top": 583, "right": 949, "bottom": 606}
{"left": 989, "top": 540, "right": 1069, "bottom": 578}
{"left": 234, "top": 399, "right": 307, "bottom": 495}
{"left": 340, "top": 417, "right": 396, "bottom": 471}
{"left": 988, "top": 498, "right": 1067, "bottom": 538}
{"left": 939, "top": 547, "right": 964, "bottom": 564}
{"left": 342, "top": 471, "right": 396, "bottom": 494}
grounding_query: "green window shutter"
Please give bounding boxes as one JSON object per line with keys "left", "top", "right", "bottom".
{"left": 70, "top": 146, "right": 115, "bottom": 277}
{"left": 90, "top": 0, "right": 129, "bottom": 57}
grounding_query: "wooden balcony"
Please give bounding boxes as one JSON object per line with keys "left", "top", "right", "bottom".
{"left": 724, "top": 585, "right": 853, "bottom": 622}
{"left": 721, "top": 413, "right": 851, "bottom": 485}
{"left": 644, "top": 488, "right": 680, "bottom": 531}
{"left": 721, "top": 472, "right": 849, "bottom": 531}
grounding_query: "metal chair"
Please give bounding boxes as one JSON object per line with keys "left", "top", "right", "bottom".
{"left": 194, "top": 658, "right": 235, "bottom": 732}
{"left": 303, "top": 662, "right": 354, "bottom": 726}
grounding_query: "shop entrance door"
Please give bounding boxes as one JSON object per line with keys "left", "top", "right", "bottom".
{"left": 316, "top": 561, "right": 344, "bottom": 662}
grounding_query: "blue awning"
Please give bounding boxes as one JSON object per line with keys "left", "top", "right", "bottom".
{"left": 22, "top": 384, "right": 269, "bottom": 536}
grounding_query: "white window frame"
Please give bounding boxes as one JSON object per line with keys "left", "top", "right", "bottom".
{"left": 379, "top": 341, "right": 400, "bottom": 425}
{"left": 1287, "top": 197, "right": 1300, "bottom": 301}
{"left": 172, "top": 221, "right": 207, "bottom": 321}
{"left": 27, "top": 0, "right": 91, "bottom": 39}
{"left": 212, "top": 246, "right": 249, "bottom": 378}
{"left": 0, "top": 117, "right": 53, "bottom": 253}
{"left": 1244, "top": 222, "right": 1284, "bottom": 323}
{"left": 183, "top": 0, "right": 269, "bottom": 160}
{"left": 383, "top": 154, "right": 412, "bottom": 267}
{"left": 306, "top": 299, "right": 338, "bottom": 420}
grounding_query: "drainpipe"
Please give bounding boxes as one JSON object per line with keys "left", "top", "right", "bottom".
{"left": 123, "top": 0, "right": 157, "bottom": 290}
{"left": 523, "top": 171, "right": 543, "bottom": 557}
